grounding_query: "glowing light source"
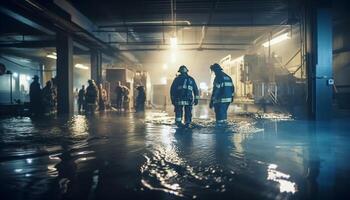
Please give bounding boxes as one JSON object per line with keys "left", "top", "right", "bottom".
{"left": 74, "top": 64, "right": 89, "bottom": 70}
{"left": 13, "top": 72, "right": 18, "bottom": 78}
{"left": 46, "top": 52, "right": 57, "bottom": 59}
{"left": 26, "top": 75, "right": 31, "bottom": 81}
{"left": 262, "top": 33, "right": 290, "bottom": 47}
{"left": 161, "top": 77, "right": 167, "bottom": 85}
{"left": 199, "top": 82, "right": 208, "bottom": 90}
{"left": 170, "top": 37, "right": 177, "bottom": 49}
{"left": 14, "top": 169, "right": 23, "bottom": 173}
{"left": 163, "top": 64, "right": 168, "bottom": 70}
{"left": 171, "top": 52, "right": 176, "bottom": 63}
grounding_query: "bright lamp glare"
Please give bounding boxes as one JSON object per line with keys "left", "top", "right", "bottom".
{"left": 75, "top": 64, "right": 89, "bottom": 70}
{"left": 199, "top": 82, "right": 208, "bottom": 90}
{"left": 46, "top": 54, "right": 57, "bottom": 59}
{"left": 262, "top": 33, "right": 290, "bottom": 47}
{"left": 161, "top": 77, "right": 167, "bottom": 85}
{"left": 13, "top": 72, "right": 18, "bottom": 78}
{"left": 170, "top": 37, "right": 177, "bottom": 48}
{"left": 171, "top": 52, "right": 176, "bottom": 63}
{"left": 163, "top": 64, "right": 168, "bottom": 70}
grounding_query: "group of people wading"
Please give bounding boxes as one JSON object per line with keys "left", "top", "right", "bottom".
{"left": 170, "top": 63, "right": 234, "bottom": 128}
{"left": 29, "top": 62, "right": 233, "bottom": 125}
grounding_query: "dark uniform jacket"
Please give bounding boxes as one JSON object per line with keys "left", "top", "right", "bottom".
{"left": 29, "top": 81, "right": 41, "bottom": 103}
{"left": 170, "top": 73, "right": 199, "bottom": 106}
{"left": 211, "top": 71, "right": 235, "bottom": 104}
{"left": 78, "top": 89, "right": 85, "bottom": 103}
{"left": 85, "top": 84, "right": 98, "bottom": 104}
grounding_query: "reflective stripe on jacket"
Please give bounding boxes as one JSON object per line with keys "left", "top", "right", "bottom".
{"left": 170, "top": 73, "right": 199, "bottom": 106}
{"left": 211, "top": 71, "right": 235, "bottom": 104}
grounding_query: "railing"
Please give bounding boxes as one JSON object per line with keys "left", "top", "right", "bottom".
{"left": 269, "top": 90, "right": 278, "bottom": 104}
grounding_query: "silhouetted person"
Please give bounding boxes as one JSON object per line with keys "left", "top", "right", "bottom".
{"left": 51, "top": 77, "right": 58, "bottom": 112}
{"left": 135, "top": 86, "right": 146, "bottom": 112}
{"left": 122, "top": 86, "right": 130, "bottom": 111}
{"left": 98, "top": 84, "right": 107, "bottom": 111}
{"left": 29, "top": 75, "right": 42, "bottom": 116}
{"left": 170, "top": 65, "right": 199, "bottom": 128}
{"left": 78, "top": 85, "right": 86, "bottom": 113}
{"left": 115, "top": 81, "right": 123, "bottom": 111}
{"left": 42, "top": 80, "right": 56, "bottom": 114}
{"left": 85, "top": 80, "right": 98, "bottom": 114}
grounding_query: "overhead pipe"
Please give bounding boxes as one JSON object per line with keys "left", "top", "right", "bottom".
{"left": 99, "top": 20, "right": 191, "bottom": 29}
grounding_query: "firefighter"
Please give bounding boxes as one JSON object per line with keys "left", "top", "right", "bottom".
{"left": 29, "top": 75, "right": 42, "bottom": 116}
{"left": 135, "top": 85, "right": 146, "bottom": 112}
{"left": 77, "top": 85, "right": 86, "bottom": 113}
{"left": 98, "top": 84, "right": 107, "bottom": 111}
{"left": 85, "top": 80, "right": 99, "bottom": 113}
{"left": 42, "top": 80, "right": 56, "bottom": 114}
{"left": 170, "top": 65, "right": 199, "bottom": 127}
{"left": 115, "top": 81, "right": 124, "bottom": 111}
{"left": 209, "top": 63, "right": 235, "bottom": 125}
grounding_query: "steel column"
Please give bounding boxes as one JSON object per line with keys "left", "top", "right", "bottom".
{"left": 90, "top": 50, "right": 102, "bottom": 84}
{"left": 56, "top": 33, "right": 74, "bottom": 114}
{"left": 306, "top": 1, "right": 333, "bottom": 120}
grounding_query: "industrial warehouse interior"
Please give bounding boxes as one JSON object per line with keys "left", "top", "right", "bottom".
{"left": 0, "top": 0, "right": 349, "bottom": 199}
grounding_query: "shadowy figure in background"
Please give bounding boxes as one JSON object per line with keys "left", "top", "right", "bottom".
{"left": 122, "top": 85, "right": 130, "bottom": 111}
{"left": 85, "top": 80, "right": 99, "bottom": 114}
{"left": 51, "top": 77, "right": 58, "bottom": 112}
{"left": 170, "top": 65, "right": 199, "bottom": 128}
{"left": 98, "top": 84, "right": 107, "bottom": 111}
{"left": 115, "top": 81, "right": 124, "bottom": 111}
{"left": 78, "top": 85, "right": 86, "bottom": 113}
{"left": 29, "top": 75, "right": 42, "bottom": 116}
{"left": 42, "top": 80, "right": 56, "bottom": 114}
{"left": 135, "top": 85, "right": 146, "bottom": 112}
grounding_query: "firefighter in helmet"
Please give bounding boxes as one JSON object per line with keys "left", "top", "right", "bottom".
{"left": 209, "top": 63, "right": 235, "bottom": 125}
{"left": 170, "top": 65, "right": 199, "bottom": 127}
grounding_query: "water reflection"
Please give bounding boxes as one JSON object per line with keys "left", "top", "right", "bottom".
{"left": 0, "top": 111, "right": 349, "bottom": 199}
{"left": 267, "top": 164, "right": 297, "bottom": 193}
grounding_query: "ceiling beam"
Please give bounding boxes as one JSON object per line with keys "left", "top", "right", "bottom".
{"left": 0, "top": 6, "right": 55, "bottom": 35}
{"left": 107, "top": 42, "right": 251, "bottom": 46}
{"left": 117, "top": 48, "right": 246, "bottom": 52}
{"left": 99, "top": 24, "right": 290, "bottom": 29}
{"left": 0, "top": 40, "right": 56, "bottom": 48}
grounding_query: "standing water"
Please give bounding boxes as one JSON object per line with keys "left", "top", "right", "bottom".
{"left": 0, "top": 109, "right": 349, "bottom": 199}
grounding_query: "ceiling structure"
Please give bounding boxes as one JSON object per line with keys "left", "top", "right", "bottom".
{"left": 0, "top": 0, "right": 302, "bottom": 82}
{"left": 68, "top": 0, "right": 298, "bottom": 81}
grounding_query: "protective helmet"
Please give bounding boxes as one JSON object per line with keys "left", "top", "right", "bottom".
{"left": 178, "top": 65, "right": 189, "bottom": 73}
{"left": 32, "top": 75, "right": 39, "bottom": 80}
{"left": 210, "top": 63, "right": 223, "bottom": 72}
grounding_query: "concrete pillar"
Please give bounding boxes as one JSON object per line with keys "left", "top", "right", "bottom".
{"left": 90, "top": 50, "right": 102, "bottom": 84}
{"left": 56, "top": 33, "right": 74, "bottom": 114}
{"left": 305, "top": 0, "right": 333, "bottom": 120}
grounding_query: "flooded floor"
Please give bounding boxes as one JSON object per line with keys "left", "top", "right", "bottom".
{"left": 0, "top": 106, "right": 349, "bottom": 200}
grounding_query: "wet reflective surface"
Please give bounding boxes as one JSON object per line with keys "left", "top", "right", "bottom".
{"left": 0, "top": 107, "right": 349, "bottom": 199}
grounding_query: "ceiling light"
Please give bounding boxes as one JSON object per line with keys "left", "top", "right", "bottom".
{"left": 74, "top": 64, "right": 89, "bottom": 70}
{"left": 171, "top": 52, "right": 176, "bottom": 63}
{"left": 13, "top": 72, "right": 18, "bottom": 78}
{"left": 46, "top": 53, "right": 57, "bottom": 59}
{"left": 199, "top": 82, "right": 208, "bottom": 90}
{"left": 170, "top": 36, "right": 177, "bottom": 49}
{"left": 262, "top": 33, "right": 290, "bottom": 47}
{"left": 161, "top": 77, "right": 167, "bottom": 85}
